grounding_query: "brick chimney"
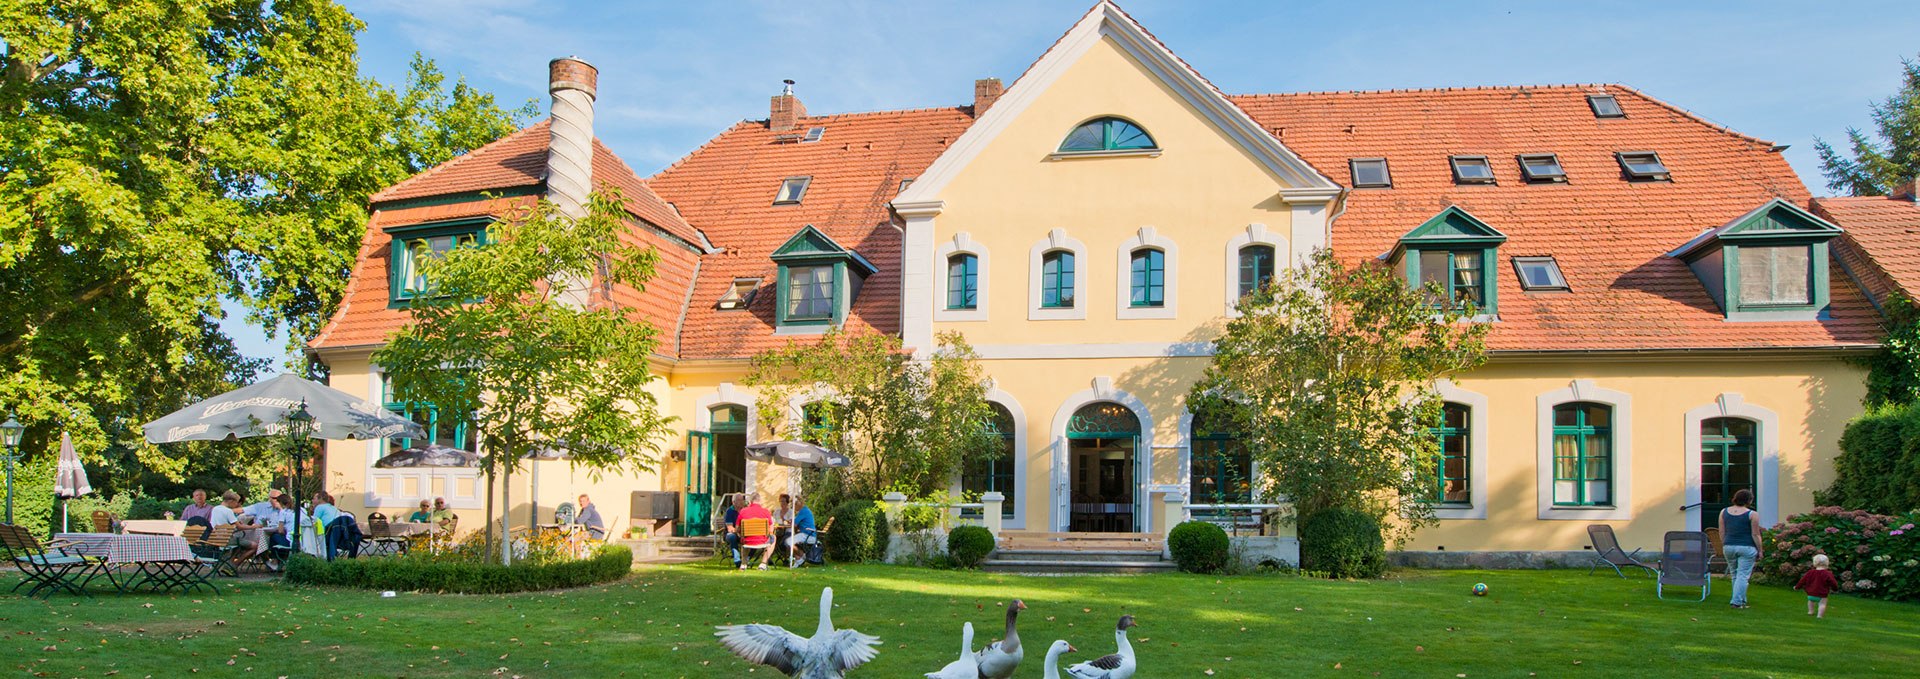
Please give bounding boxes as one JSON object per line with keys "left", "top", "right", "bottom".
{"left": 1894, "top": 177, "right": 1918, "bottom": 203}
{"left": 770, "top": 79, "right": 806, "bottom": 132}
{"left": 973, "top": 78, "right": 1003, "bottom": 116}
{"left": 545, "top": 56, "right": 598, "bottom": 219}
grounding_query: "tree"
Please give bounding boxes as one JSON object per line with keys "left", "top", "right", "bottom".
{"left": 1816, "top": 54, "right": 1920, "bottom": 197}
{"left": 1188, "top": 249, "right": 1489, "bottom": 541}
{"left": 746, "top": 329, "right": 1000, "bottom": 509}
{"left": 0, "top": 1, "right": 531, "bottom": 487}
{"left": 1863, "top": 295, "right": 1920, "bottom": 407}
{"left": 373, "top": 190, "right": 672, "bottom": 564}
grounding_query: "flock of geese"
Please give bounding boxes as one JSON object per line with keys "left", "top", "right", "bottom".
{"left": 715, "top": 587, "right": 1139, "bottom": 679}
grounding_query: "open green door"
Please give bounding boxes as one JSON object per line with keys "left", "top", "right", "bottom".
{"left": 682, "top": 431, "right": 715, "bottom": 536}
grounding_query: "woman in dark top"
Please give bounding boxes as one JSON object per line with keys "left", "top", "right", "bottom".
{"left": 1719, "top": 488, "right": 1764, "bottom": 608}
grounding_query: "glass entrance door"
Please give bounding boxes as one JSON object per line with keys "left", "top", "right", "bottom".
{"left": 682, "top": 431, "right": 714, "bottom": 536}
{"left": 1700, "top": 417, "right": 1757, "bottom": 527}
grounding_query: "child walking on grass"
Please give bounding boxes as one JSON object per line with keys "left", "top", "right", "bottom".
{"left": 1794, "top": 554, "right": 1839, "bottom": 618}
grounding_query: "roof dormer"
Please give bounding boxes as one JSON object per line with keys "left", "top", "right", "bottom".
{"left": 770, "top": 225, "right": 878, "bottom": 332}
{"left": 1384, "top": 206, "right": 1508, "bottom": 315}
{"left": 1669, "top": 199, "right": 1843, "bottom": 321}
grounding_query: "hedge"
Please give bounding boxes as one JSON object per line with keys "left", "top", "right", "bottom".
{"left": 826, "top": 500, "right": 890, "bottom": 563}
{"left": 1299, "top": 507, "right": 1386, "bottom": 579}
{"left": 284, "top": 544, "right": 633, "bottom": 594}
{"left": 946, "top": 525, "right": 996, "bottom": 568}
{"left": 1168, "top": 521, "right": 1230, "bottom": 573}
{"left": 1761, "top": 506, "right": 1920, "bottom": 602}
{"left": 1819, "top": 402, "right": 1920, "bottom": 515}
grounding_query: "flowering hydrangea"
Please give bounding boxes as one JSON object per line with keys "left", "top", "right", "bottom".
{"left": 1760, "top": 506, "right": 1920, "bottom": 602}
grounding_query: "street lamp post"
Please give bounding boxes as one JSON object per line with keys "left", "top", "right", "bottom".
{"left": 1, "top": 414, "right": 24, "bottom": 525}
{"left": 286, "top": 402, "right": 315, "bottom": 555}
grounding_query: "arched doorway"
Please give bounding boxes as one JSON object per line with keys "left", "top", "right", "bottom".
{"left": 1700, "top": 417, "right": 1757, "bottom": 523}
{"left": 1066, "top": 402, "right": 1142, "bottom": 532}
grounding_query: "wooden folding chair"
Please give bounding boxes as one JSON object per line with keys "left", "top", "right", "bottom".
{"left": 738, "top": 517, "right": 773, "bottom": 568}
{"left": 91, "top": 510, "right": 113, "bottom": 534}
{"left": 188, "top": 524, "right": 241, "bottom": 577}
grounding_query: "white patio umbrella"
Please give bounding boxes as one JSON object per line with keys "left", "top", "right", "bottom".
{"left": 53, "top": 432, "right": 92, "bottom": 532}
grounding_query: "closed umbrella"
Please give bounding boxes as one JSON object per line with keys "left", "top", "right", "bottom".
{"left": 745, "top": 440, "right": 852, "bottom": 469}
{"left": 53, "top": 432, "right": 92, "bottom": 532}
{"left": 141, "top": 373, "right": 426, "bottom": 444}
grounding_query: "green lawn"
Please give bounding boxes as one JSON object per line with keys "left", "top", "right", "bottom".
{"left": 2, "top": 563, "right": 1914, "bottom": 678}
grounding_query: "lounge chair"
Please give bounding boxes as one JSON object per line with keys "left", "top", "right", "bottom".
{"left": 1586, "top": 524, "right": 1656, "bottom": 578}
{"left": 0, "top": 523, "right": 106, "bottom": 598}
{"left": 1657, "top": 531, "right": 1712, "bottom": 601}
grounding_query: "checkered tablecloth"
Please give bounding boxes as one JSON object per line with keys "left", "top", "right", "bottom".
{"left": 383, "top": 522, "right": 435, "bottom": 537}
{"left": 56, "top": 533, "right": 195, "bottom": 564}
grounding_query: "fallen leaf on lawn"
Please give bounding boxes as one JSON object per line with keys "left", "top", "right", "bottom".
{"left": 1416, "top": 646, "right": 1424, "bottom": 652}
{"left": 1334, "top": 662, "right": 1342, "bottom": 669}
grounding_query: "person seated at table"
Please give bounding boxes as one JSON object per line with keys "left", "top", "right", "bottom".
{"left": 180, "top": 489, "right": 215, "bottom": 528}
{"left": 736, "top": 493, "right": 776, "bottom": 571}
{"left": 259, "top": 493, "right": 303, "bottom": 571}
{"left": 211, "top": 491, "right": 260, "bottom": 563}
{"left": 242, "top": 489, "right": 282, "bottom": 523}
{"left": 786, "top": 495, "right": 818, "bottom": 568}
{"left": 428, "top": 497, "right": 455, "bottom": 533}
{"left": 311, "top": 490, "right": 358, "bottom": 560}
{"left": 407, "top": 500, "right": 433, "bottom": 524}
{"left": 571, "top": 494, "right": 606, "bottom": 540}
{"left": 772, "top": 494, "right": 794, "bottom": 563}
{"left": 720, "top": 493, "right": 743, "bottom": 568}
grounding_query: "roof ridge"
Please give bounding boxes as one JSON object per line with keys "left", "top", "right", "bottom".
{"left": 1230, "top": 83, "right": 1620, "bottom": 98}
{"left": 371, "top": 120, "right": 550, "bottom": 203}
{"left": 1607, "top": 84, "right": 1776, "bottom": 148}
{"left": 762, "top": 105, "right": 974, "bottom": 126}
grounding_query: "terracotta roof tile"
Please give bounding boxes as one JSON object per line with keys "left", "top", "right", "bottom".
{"left": 1813, "top": 195, "right": 1920, "bottom": 302}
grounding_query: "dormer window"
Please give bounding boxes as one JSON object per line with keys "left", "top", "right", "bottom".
{"left": 771, "top": 225, "right": 877, "bottom": 330}
{"left": 388, "top": 218, "right": 488, "bottom": 306}
{"left": 1617, "top": 152, "right": 1670, "bottom": 181}
{"left": 1669, "top": 199, "right": 1842, "bottom": 321}
{"left": 1518, "top": 154, "right": 1567, "bottom": 183}
{"left": 775, "top": 176, "right": 811, "bottom": 204}
{"left": 1587, "top": 94, "right": 1625, "bottom": 118}
{"left": 1057, "top": 117, "right": 1157, "bottom": 153}
{"left": 1350, "top": 158, "right": 1391, "bottom": 188}
{"left": 716, "top": 278, "right": 761, "bottom": 310}
{"left": 1386, "top": 206, "right": 1507, "bottom": 316}
{"left": 1450, "top": 156, "right": 1495, "bottom": 184}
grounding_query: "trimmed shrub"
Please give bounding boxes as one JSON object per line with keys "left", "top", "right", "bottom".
{"left": 1761, "top": 506, "right": 1920, "bottom": 601}
{"left": 1819, "top": 403, "right": 1920, "bottom": 515}
{"left": 1299, "top": 507, "right": 1386, "bottom": 579}
{"left": 284, "top": 544, "right": 633, "bottom": 594}
{"left": 826, "top": 500, "right": 891, "bottom": 563}
{"left": 1168, "top": 520, "right": 1230, "bottom": 573}
{"left": 947, "top": 525, "right": 996, "bottom": 568}
{"left": 127, "top": 496, "right": 190, "bottom": 521}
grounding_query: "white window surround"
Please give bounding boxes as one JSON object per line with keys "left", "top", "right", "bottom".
{"left": 695, "top": 382, "right": 759, "bottom": 496}
{"left": 1535, "top": 379, "right": 1633, "bottom": 521}
{"left": 1048, "top": 376, "right": 1154, "bottom": 532}
{"left": 1173, "top": 404, "right": 1264, "bottom": 507}
{"left": 1433, "top": 379, "right": 1489, "bottom": 520}
{"left": 1682, "top": 393, "right": 1781, "bottom": 530}
{"left": 363, "top": 365, "right": 483, "bottom": 511}
{"left": 1028, "top": 228, "right": 1089, "bottom": 321}
{"left": 1223, "top": 223, "right": 1284, "bottom": 316}
{"left": 1116, "top": 226, "right": 1178, "bottom": 319}
{"left": 934, "top": 232, "right": 989, "bottom": 322}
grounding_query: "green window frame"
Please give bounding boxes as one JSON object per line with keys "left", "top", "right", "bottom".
{"left": 380, "top": 376, "right": 471, "bottom": 455}
{"left": 1189, "top": 413, "right": 1252, "bottom": 508}
{"left": 1041, "top": 250, "right": 1075, "bottom": 308}
{"left": 1238, "top": 245, "right": 1275, "bottom": 298}
{"left": 962, "top": 404, "right": 1017, "bottom": 519}
{"left": 1552, "top": 402, "right": 1613, "bottom": 507}
{"left": 1129, "top": 248, "right": 1165, "bottom": 308}
{"left": 387, "top": 219, "right": 488, "bottom": 306}
{"left": 1700, "top": 417, "right": 1757, "bottom": 520}
{"left": 1414, "top": 249, "right": 1490, "bottom": 309}
{"left": 783, "top": 264, "right": 837, "bottom": 322}
{"left": 1428, "top": 403, "right": 1471, "bottom": 505}
{"left": 1057, "top": 117, "right": 1157, "bottom": 152}
{"left": 946, "top": 253, "right": 978, "bottom": 310}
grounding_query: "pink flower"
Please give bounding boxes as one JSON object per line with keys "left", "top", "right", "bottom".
{"left": 1857, "top": 544, "right": 1872, "bottom": 554}
{"left": 1901, "top": 523, "right": 1915, "bottom": 531}
{"left": 1895, "top": 530, "right": 1907, "bottom": 536}
{"left": 1826, "top": 527, "right": 1841, "bottom": 533}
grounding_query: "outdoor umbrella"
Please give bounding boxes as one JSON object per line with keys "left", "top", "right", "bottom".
{"left": 373, "top": 444, "right": 480, "bottom": 468}
{"left": 53, "top": 432, "right": 93, "bottom": 533}
{"left": 745, "top": 440, "right": 852, "bottom": 469}
{"left": 140, "top": 373, "right": 426, "bottom": 444}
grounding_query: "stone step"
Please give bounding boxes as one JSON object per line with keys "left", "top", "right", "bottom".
{"left": 992, "top": 549, "right": 1165, "bottom": 563}
{"left": 980, "top": 559, "right": 1176, "bottom": 575}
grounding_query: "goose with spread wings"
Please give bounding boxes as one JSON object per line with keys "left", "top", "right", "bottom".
{"left": 715, "top": 587, "right": 882, "bottom": 678}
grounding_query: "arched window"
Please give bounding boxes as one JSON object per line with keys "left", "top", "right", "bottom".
{"left": 963, "top": 403, "right": 1017, "bottom": 518}
{"left": 1189, "top": 409, "right": 1251, "bottom": 509}
{"left": 1058, "top": 117, "right": 1157, "bottom": 152}
{"left": 1430, "top": 403, "right": 1470, "bottom": 504}
{"left": 1129, "top": 248, "right": 1165, "bottom": 308}
{"left": 1237, "top": 244, "right": 1275, "bottom": 298}
{"left": 1041, "top": 250, "right": 1076, "bottom": 308}
{"left": 1701, "top": 417, "right": 1757, "bottom": 519}
{"left": 946, "top": 253, "right": 978, "bottom": 310}
{"left": 1552, "top": 402, "right": 1612, "bottom": 506}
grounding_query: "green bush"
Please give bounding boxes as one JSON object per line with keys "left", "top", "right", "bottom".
{"left": 1820, "top": 403, "right": 1920, "bottom": 514}
{"left": 283, "top": 544, "right": 632, "bottom": 594}
{"left": 946, "top": 525, "right": 996, "bottom": 568}
{"left": 1761, "top": 506, "right": 1920, "bottom": 601}
{"left": 127, "top": 496, "right": 190, "bottom": 521}
{"left": 1168, "top": 520, "right": 1231, "bottom": 573}
{"left": 8, "top": 455, "right": 57, "bottom": 537}
{"left": 1299, "top": 507, "right": 1386, "bottom": 579}
{"left": 825, "top": 500, "right": 890, "bottom": 563}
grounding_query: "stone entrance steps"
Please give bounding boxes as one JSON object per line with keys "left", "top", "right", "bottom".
{"left": 622, "top": 536, "right": 721, "bottom": 564}
{"left": 983, "top": 532, "right": 1174, "bottom": 575}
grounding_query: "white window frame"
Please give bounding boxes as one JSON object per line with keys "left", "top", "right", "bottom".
{"left": 1432, "top": 380, "right": 1489, "bottom": 520}
{"left": 1115, "top": 226, "right": 1178, "bottom": 320}
{"left": 934, "top": 232, "right": 989, "bottom": 322}
{"left": 948, "top": 385, "right": 1030, "bottom": 531}
{"left": 1028, "top": 228, "right": 1088, "bottom": 320}
{"left": 1223, "top": 223, "right": 1284, "bottom": 316}
{"left": 1535, "top": 379, "right": 1633, "bottom": 521}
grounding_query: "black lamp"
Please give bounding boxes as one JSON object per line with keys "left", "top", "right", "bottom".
{"left": 285, "top": 402, "right": 315, "bottom": 554}
{"left": 1, "top": 414, "right": 23, "bottom": 525}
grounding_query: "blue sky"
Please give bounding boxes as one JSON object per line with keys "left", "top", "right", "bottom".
{"left": 235, "top": 0, "right": 1920, "bottom": 368}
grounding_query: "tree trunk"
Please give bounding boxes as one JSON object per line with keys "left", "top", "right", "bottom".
{"left": 500, "top": 461, "right": 513, "bottom": 566}
{"left": 482, "top": 457, "right": 495, "bottom": 563}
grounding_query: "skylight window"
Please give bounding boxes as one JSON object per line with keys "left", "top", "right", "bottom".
{"left": 716, "top": 278, "right": 761, "bottom": 310}
{"left": 1616, "top": 151, "right": 1670, "bottom": 181}
{"left": 1450, "top": 156, "right": 1495, "bottom": 184}
{"left": 1517, "top": 154, "right": 1567, "bottom": 183}
{"left": 775, "top": 176, "right": 811, "bottom": 204}
{"left": 1512, "top": 256, "right": 1569, "bottom": 291}
{"left": 1587, "top": 94, "right": 1625, "bottom": 118}
{"left": 803, "top": 126, "right": 825, "bottom": 143}
{"left": 1350, "top": 158, "right": 1391, "bottom": 188}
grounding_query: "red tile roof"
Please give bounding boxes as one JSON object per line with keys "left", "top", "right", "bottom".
{"left": 1230, "top": 85, "right": 1883, "bottom": 352}
{"left": 1813, "top": 195, "right": 1920, "bottom": 303}
{"left": 647, "top": 107, "right": 977, "bottom": 359}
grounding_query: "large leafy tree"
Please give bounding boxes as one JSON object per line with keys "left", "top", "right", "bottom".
{"left": 1189, "top": 250, "right": 1489, "bottom": 541}
{"left": 374, "top": 190, "right": 673, "bottom": 564}
{"left": 0, "top": 1, "right": 531, "bottom": 482}
{"left": 747, "top": 329, "right": 1000, "bottom": 509}
{"left": 1816, "top": 54, "right": 1920, "bottom": 196}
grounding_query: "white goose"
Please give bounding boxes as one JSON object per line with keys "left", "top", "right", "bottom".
{"left": 924, "top": 621, "right": 979, "bottom": 679}
{"left": 974, "top": 599, "right": 1026, "bottom": 679}
{"left": 1041, "top": 640, "right": 1078, "bottom": 679}
{"left": 1064, "top": 615, "right": 1136, "bottom": 679}
{"left": 715, "top": 586, "right": 883, "bottom": 679}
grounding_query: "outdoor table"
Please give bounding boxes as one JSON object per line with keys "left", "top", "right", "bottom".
{"left": 120, "top": 520, "right": 186, "bottom": 536}
{"left": 385, "top": 522, "right": 435, "bottom": 537}
{"left": 55, "top": 532, "right": 213, "bottom": 593}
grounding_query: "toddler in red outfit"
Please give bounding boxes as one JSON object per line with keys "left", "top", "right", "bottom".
{"left": 1794, "top": 553, "right": 1839, "bottom": 618}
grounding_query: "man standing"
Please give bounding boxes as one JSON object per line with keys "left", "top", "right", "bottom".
{"left": 572, "top": 494, "right": 606, "bottom": 540}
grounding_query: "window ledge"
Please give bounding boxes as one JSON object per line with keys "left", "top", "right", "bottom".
{"left": 1538, "top": 504, "right": 1630, "bottom": 521}
{"left": 1432, "top": 504, "right": 1485, "bottom": 520}
{"left": 1048, "top": 149, "right": 1162, "bottom": 161}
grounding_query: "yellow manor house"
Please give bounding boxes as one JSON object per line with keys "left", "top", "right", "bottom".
{"left": 308, "top": 3, "right": 1920, "bottom": 564}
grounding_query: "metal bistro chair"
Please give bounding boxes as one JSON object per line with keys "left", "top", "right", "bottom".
{"left": 1, "top": 523, "right": 107, "bottom": 598}
{"left": 1658, "top": 531, "right": 1713, "bottom": 601}
{"left": 1586, "top": 524, "right": 1657, "bottom": 578}
{"left": 363, "top": 512, "right": 407, "bottom": 556}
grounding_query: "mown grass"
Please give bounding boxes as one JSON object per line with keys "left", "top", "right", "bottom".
{"left": 2, "top": 562, "right": 1915, "bottom": 678}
